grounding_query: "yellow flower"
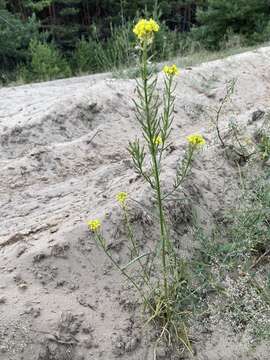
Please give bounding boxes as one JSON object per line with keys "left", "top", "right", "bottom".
{"left": 187, "top": 134, "right": 206, "bottom": 147}
{"left": 116, "top": 192, "right": 128, "bottom": 206}
{"left": 154, "top": 135, "right": 163, "bottom": 146}
{"left": 133, "top": 18, "right": 159, "bottom": 41}
{"left": 163, "top": 64, "right": 179, "bottom": 76}
{"left": 87, "top": 219, "right": 101, "bottom": 232}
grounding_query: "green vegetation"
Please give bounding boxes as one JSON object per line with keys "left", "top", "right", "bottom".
{"left": 193, "top": 0, "right": 270, "bottom": 49}
{"left": 187, "top": 113, "right": 270, "bottom": 345}
{"left": 192, "top": 166, "right": 270, "bottom": 341}
{"left": 21, "top": 39, "right": 72, "bottom": 81}
{"left": 1, "top": 0, "right": 270, "bottom": 85}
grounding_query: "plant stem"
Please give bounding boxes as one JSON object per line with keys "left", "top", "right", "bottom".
{"left": 153, "top": 157, "right": 169, "bottom": 300}
{"left": 140, "top": 42, "right": 169, "bottom": 302}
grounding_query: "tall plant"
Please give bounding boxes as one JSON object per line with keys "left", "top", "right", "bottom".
{"left": 88, "top": 18, "right": 205, "bottom": 356}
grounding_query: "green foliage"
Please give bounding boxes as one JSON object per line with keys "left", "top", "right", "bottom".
{"left": 193, "top": 0, "right": 270, "bottom": 49}
{"left": 73, "top": 37, "right": 101, "bottom": 73}
{"left": 24, "top": 39, "right": 71, "bottom": 81}
{"left": 95, "top": 22, "right": 135, "bottom": 71}
{"left": 258, "top": 135, "right": 270, "bottom": 161}
{"left": 0, "top": 2, "right": 39, "bottom": 72}
{"left": 24, "top": 0, "right": 53, "bottom": 12}
{"left": 73, "top": 21, "right": 135, "bottom": 74}
{"left": 194, "top": 170, "right": 270, "bottom": 271}
{"left": 1, "top": 0, "right": 270, "bottom": 84}
{"left": 229, "top": 172, "right": 270, "bottom": 259}
{"left": 152, "top": 22, "right": 180, "bottom": 59}
{"left": 192, "top": 168, "right": 270, "bottom": 342}
{"left": 256, "top": 114, "right": 270, "bottom": 161}
{"left": 205, "top": 170, "right": 270, "bottom": 267}
{"left": 73, "top": 15, "right": 196, "bottom": 77}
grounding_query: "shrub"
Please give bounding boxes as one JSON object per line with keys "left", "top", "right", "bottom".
{"left": 73, "top": 21, "right": 135, "bottom": 74}
{"left": 0, "top": 7, "right": 39, "bottom": 72}
{"left": 96, "top": 22, "right": 135, "bottom": 71}
{"left": 25, "top": 39, "right": 71, "bottom": 82}
{"left": 73, "top": 37, "right": 101, "bottom": 73}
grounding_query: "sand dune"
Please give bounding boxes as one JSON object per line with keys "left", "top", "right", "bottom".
{"left": 0, "top": 47, "right": 269, "bottom": 359}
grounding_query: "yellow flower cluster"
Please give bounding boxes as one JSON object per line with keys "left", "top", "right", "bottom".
{"left": 133, "top": 18, "right": 159, "bottom": 41}
{"left": 187, "top": 134, "right": 206, "bottom": 147}
{"left": 154, "top": 135, "right": 163, "bottom": 146}
{"left": 87, "top": 219, "right": 101, "bottom": 232}
{"left": 116, "top": 192, "right": 128, "bottom": 206}
{"left": 163, "top": 64, "right": 179, "bottom": 76}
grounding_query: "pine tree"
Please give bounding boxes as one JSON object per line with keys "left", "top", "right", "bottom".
{"left": 49, "top": 0, "right": 82, "bottom": 50}
{"left": 0, "top": 0, "right": 39, "bottom": 71}
{"left": 194, "top": 0, "right": 270, "bottom": 48}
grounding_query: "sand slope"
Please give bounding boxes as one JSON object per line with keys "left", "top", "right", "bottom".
{"left": 0, "top": 47, "right": 270, "bottom": 359}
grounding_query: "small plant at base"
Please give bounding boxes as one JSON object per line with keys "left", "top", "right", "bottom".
{"left": 88, "top": 18, "right": 206, "bottom": 356}
{"left": 207, "top": 79, "right": 234, "bottom": 148}
{"left": 206, "top": 79, "right": 255, "bottom": 163}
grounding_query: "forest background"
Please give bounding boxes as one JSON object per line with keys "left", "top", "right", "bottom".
{"left": 1, "top": 0, "right": 270, "bottom": 84}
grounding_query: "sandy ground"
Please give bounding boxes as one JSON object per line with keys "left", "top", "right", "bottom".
{"left": 0, "top": 47, "right": 270, "bottom": 360}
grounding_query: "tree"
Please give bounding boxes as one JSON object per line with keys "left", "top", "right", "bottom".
{"left": 0, "top": 0, "right": 39, "bottom": 71}
{"left": 193, "top": 0, "right": 270, "bottom": 48}
{"left": 26, "top": 38, "right": 71, "bottom": 81}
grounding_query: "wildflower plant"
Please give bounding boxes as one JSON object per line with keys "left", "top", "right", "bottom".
{"left": 206, "top": 79, "right": 256, "bottom": 163}
{"left": 88, "top": 18, "right": 205, "bottom": 356}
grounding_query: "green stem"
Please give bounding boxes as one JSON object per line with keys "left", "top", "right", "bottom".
{"left": 153, "top": 155, "right": 169, "bottom": 300}
{"left": 158, "top": 75, "right": 173, "bottom": 166}
{"left": 141, "top": 42, "right": 169, "bottom": 302}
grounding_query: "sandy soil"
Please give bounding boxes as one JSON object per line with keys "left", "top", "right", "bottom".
{"left": 0, "top": 47, "right": 270, "bottom": 360}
